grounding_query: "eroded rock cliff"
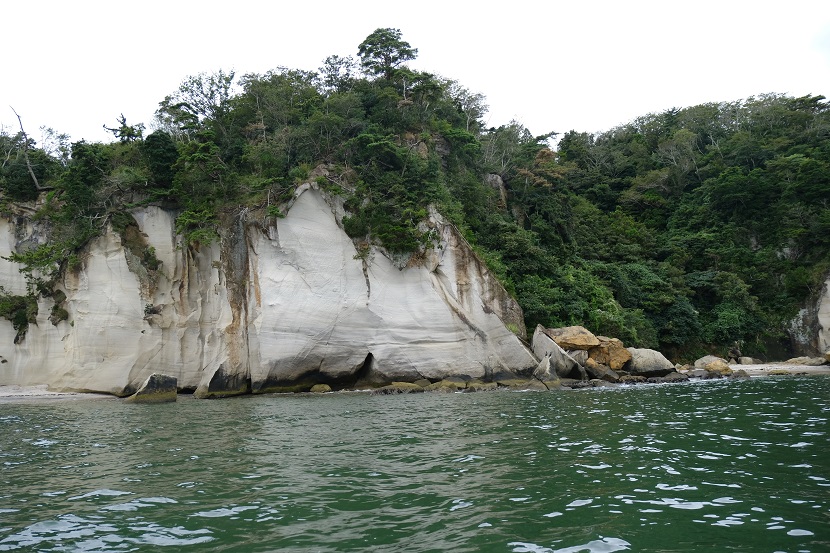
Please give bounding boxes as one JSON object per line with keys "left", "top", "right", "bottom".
{"left": 789, "top": 273, "right": 830, "bottom": 357}
{"left": 0, "top": 184, "right": 536, "bottom": 396}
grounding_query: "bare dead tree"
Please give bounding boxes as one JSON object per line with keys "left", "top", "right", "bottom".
{"left": 10, "top": 106, "right": 53, "bottom": 191}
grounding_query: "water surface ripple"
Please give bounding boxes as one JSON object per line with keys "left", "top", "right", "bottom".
{"left": 1, "top": 377, "right": 828, "bottom": 552}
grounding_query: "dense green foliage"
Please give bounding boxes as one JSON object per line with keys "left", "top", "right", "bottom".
{"left": 1, "top": 29, "right": 828, "bottom": 358}
{"left": 0, "top": 286, "right": 38, "bottom": 343}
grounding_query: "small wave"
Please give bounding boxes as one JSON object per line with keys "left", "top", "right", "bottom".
{"left": 566, "top": 498, "right": 593, "bottom": 507}
{"left": 656, "top": 483, "right": 698, "bottom": 491}
{"left": 68, "top": 489, "right": 133, "bottom": 500}
{"left": 449, "top": 499, "right": 472, "bottom": 511}
{"left": 509, "top": 536, "right": 631, "bottom": 553}
{"left": 191, "top": 505, "right": 259, "bottom": 518}
{"left": 452, "top": 454, "right": 484, "bottom": 463}
{"left": 701, "top": 481, "right": 741, "bottom": 488}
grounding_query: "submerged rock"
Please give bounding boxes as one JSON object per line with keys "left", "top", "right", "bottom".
{"left": 465, "top": 379, "right": 498, "bottom": 392}
{"left": 371, "top": 382, "right": 425, "bottom": 394}
{"left": 424, "top": 379, "right": 466, "bottom": 392}
{"left": 589, "top": 379, "right": 617, "bottom": 388}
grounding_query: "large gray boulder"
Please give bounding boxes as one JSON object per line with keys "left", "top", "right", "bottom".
{"left": 625, "top": 348, "right": 675, "bottom": 377}
{"left": 532, "top": 326, "right": 586, "bottom": 380}
{"left": 126, "top": 373, "right": 177, "bottom": 403}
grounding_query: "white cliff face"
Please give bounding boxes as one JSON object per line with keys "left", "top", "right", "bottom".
{"left": 817, "top": 276, "right": 830, "bottom": 354}
{"left": 789, "top": 274, "right": 830, "bottom": 357}
{"left": 0, "top": 186, "right": 536, "bottom": 395}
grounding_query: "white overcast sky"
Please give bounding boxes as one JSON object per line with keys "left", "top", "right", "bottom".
{"left": 2, "top": 1, "right": 829, "bottom": 145}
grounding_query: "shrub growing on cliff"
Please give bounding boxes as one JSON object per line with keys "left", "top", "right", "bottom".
{"left": 0, "top": 287, "right": 38, "bottom": 343}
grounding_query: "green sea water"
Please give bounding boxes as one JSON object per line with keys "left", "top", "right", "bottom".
{"left": 0, "top": 377, "right": 828, "bottom": 552}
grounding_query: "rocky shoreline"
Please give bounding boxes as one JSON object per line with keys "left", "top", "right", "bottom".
{"left": 2, "top": 363, "right": 828, "bottom": 402}
{"left": 0, "top": 384, "right": 116, "bottom": 401}
{"left": 724, "top": 363, "right": 830, "bottom": 377}
{"left": 9, "top": 361, "right": 827, "bottom": 401}
{"left": 4, "top": 331, "right": 828, "bottom": 402}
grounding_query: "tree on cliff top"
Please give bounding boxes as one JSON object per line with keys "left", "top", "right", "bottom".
{"left": 358, "top": 28, "right": 418, "bottom": 80}
{"left": 3, "top": 26, "right": 826, "bottom": 360}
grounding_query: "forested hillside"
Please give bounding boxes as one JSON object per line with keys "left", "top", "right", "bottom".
{"left": 2, "top": 29, "right": 828, "bottom": 359}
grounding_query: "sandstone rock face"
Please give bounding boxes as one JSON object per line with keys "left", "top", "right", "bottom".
{"left": 125, "top": 373, "right": 177, "bottom": 403}
{"left": 789, "top": 273, "right": 830, "bottom": 356}
{"left": 542, "top": 326, "right": 600, "bottom": 350}
{"left": 0, "top": 186, "right": 536, "bottom": 395}
{"left": 588, "top": 336, "right": 631, "bottom": 370}
{"left": 625, "top": 348, "right": 675, "bottom": 377}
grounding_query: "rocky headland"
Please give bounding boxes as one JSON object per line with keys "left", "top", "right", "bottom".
{"left": 1, "top": 181, "right": 828, "bottom": 402}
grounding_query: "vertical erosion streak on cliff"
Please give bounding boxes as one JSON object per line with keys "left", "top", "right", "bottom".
{"left": 444, "top": 223, "right": 527, "bottom": 340}
{"left": 817, "top": 275, "right": 830, "bottom": 354}
{"left": 790, "top": 273, "right": 830, "bottom": 356}
{"left": 361, "top": 257, "right": 371, "bottom": 300}
{"left": 199, "top": 210, "right": 254, "bottom": 397}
